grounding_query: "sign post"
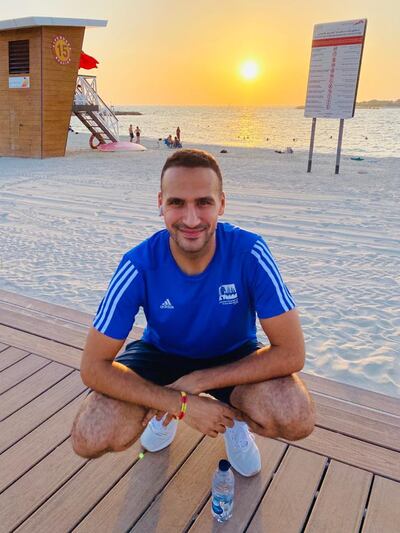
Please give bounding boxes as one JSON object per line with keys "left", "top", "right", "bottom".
{"left": 335, "top": 118, "right": 345, "bottom": 174}
{"left": 304, "top": 19, "right": 367, "bottom": 174}
{"left": 307, "top": 117, "right": 317, "bottom": 173}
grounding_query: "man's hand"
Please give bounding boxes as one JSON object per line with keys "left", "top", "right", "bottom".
{"left": 183, "top": 394, "right": 239, "bottom": 437}
{"left": 142, "top": 394, "right": 240, "bottom": 438}
{"left": 167, "top": 373, "right": 203, "bottom": 395}
{"left": 142, "top": 408, "right": 168, "bottom": 427}
{"left": 141, "top": 373, "right": 203, "bottom": 427}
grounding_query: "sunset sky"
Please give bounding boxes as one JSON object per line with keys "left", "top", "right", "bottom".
{"left": 4, "top": 0, "right": 400, "bottom": 106}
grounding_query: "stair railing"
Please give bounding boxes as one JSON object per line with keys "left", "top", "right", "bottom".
{"left": 75, "top": 75, "right": 119, "bottom": 141}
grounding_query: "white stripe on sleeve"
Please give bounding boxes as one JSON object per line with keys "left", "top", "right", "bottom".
{"left": 99, "top": 269, "right": 139, "bottom": 334}
{"left": 94, "top": 261, "right": 137, "bottom": 331}
{"left": 94, "top": 260, "right": 132, "bottom": 324}
{"left": 254, "top": 241, "right": 295, "bottom": 308}
{"left": 251, "top": 249, "right": 290, "bottom": 312}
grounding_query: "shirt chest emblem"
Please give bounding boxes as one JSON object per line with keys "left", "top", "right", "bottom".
{"left": 160, "top": 298, "right": 174, "bottom": 309}
{"left": 219, "top": 284, "right": 238, "bottom": 305}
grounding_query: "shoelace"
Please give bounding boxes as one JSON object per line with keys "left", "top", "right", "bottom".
{"left": 228, "top": 422, "right": 250, "bottom": 450}
{"left": 150, "top": 417, "right": 174, "bottom": 436}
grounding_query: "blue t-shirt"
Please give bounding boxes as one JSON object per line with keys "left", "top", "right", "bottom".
{"left": 93, "top": 222, "right": 295, "bottom": 358}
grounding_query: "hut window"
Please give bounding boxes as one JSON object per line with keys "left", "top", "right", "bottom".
{"left": 9, "top": 40, "right": 30, "bottom": 74}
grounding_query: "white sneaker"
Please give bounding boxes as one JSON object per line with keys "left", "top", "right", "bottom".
{"left": 224, "top": 420, "right": 261, "bottom": 477}
{"left": 140, "top": 415, "right": 178, "bottom": 452}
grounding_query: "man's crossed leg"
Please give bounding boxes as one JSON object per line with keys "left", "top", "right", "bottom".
{"left": 71, "top": 373, "right": 315, "bottom": 475}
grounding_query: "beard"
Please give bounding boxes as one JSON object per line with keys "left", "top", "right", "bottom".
{"left": 170, "top": 223, "right": 215, "bottom": 255}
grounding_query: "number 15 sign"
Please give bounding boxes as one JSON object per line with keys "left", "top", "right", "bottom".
{"left": 52, "top": 35, "right": 72, "bottom": 65}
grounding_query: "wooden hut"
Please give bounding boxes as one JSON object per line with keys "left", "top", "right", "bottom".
{"left": 0, "top": 16, "right": 106, "bottom": 158}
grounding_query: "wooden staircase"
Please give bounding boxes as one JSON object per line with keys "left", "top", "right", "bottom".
{"left": 72, "top": 75, "right": 119, "bottom": 145}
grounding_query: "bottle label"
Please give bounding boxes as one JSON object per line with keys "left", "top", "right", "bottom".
{"left": 212, "top": 498, "right": 224, "bottom": 515}
{"left": 212, "top": 495, "right": 233, "bottom": 516}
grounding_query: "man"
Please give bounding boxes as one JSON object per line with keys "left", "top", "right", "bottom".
{"left": 71, "top": 149, "right": 315, "bottom": 477}
{"left": 129, "top": 124, "right": 134, "bottom": 143}
{"left": 135, "top": 126, "right": 141, "bottom": 144}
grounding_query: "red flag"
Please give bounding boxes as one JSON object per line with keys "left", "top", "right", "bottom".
{"left": 79, "top": 52, "right": 99, "bottom": 70}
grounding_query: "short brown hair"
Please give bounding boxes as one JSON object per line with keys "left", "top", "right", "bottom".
{"left": 160, "top": 149, "right": 223, "bottom": 191}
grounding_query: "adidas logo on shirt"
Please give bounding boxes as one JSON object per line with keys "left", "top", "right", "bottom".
{"left": 160, "top": 298, "right": 174, "bottom": 309}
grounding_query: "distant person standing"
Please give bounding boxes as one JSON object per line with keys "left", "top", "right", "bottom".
{"left": 129, "top": 124, "right": 134, "bottom": 143}
{"left": 135, "top": 126, "right": 141, "bottom": 144}
{"left": 176, "top": 126, "right": 181, "bottom": 143}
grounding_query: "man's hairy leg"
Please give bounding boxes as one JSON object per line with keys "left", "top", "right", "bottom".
{"left": 71, "top": 391, "right": 147, "bottom": 458}
{"left": 230, "top": 373, "right": 316, "bottom": 441}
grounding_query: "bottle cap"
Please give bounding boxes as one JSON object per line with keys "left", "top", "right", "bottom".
{"left": 219, "top": 459, "right": 231, "bottom": 471}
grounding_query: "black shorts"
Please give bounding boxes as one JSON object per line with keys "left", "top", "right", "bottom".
{"left": 114, "top": 339, "right": 262, "bottom": 404}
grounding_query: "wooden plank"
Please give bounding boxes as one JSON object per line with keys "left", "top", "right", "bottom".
{"left": 0, "top": 354, "right": 49, "bottom": 394}
{"left": 362, "top": 476, "right": 400, "bottom": 533}
{"left": 0, "top": 289, "right": 92, "bottom": 326}
{"left": 132, "top": 436, "right": 230, "bottom": 532}
{"left": 0, "top": 342, "right": 8, "bottom": 352}
{"left": 0, "top": 346, "right": 28, "bottom": 371}
{"left": 0, "top": 324, "right": 81, "bottom": 368}
{"left": 0, "top": 361, "right": 72, "bottom": 422}
{"left": 305, "top": 460, "right": 372, "bottom": 532}
{"left": 188, "top": 437, "right": 287, "bottom": 533}
{"left": 17, "top": 444, "right": 139, "bottom": 532}
{"left": 0, "top": 371, "right": 85, "bottom": 453}
{"left": 0, "top": 307, "right": 87, "bottom": 349}
{"left": 302, "top": 372, "right": 400, "bottom": 417}
{"left": 30, "top": 424, "right": 203, "bottom": 533}
{"left": 314, "top": 391, "right": 400, "bottom": 426}
{"left": 0, "top": 393, "right": 84, "bottom": 493}
{"left": 0, "top": 439, "right": 87, "bottom": 532}
{"left": 315, "top": 402, "right": 400, "bottom": 452}
{"left": 285, "top": 426, "right": 400, "bottom": 482}
{"left": 247, "top": 447, "right": 327, "bottom": 533}
{"left": 0, "top": 290, "right": 143, "bottom": 341}
{"left": 0, "top": 300, "right": 89, "bottom": 337}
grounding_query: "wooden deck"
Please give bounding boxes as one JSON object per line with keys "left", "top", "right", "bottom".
{"left": 0, "top": 288, "right": 399, "bottom": 532}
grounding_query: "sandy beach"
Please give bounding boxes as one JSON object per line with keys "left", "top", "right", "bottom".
{"left": 0, "top": 132, "right": 399, "bottom": 398}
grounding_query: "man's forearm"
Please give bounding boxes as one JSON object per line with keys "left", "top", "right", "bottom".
{"left": 193, "top": 345, "right": 304, "bottom": 392}
{"left": 81, "top": 359, "right": 181, "bottom": 415}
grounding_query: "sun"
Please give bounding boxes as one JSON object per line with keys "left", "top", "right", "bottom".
{"left": 240, "top": 60, "right": 260, "bottom": 81}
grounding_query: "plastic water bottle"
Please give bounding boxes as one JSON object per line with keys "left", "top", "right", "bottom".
{"left": 211, "top": 459, "right": 235, "bottom": 522}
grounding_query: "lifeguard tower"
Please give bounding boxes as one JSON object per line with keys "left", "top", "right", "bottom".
{"left": 0, "top": 16, "right": 115, "bottom": 158}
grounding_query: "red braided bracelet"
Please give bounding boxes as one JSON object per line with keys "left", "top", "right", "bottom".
{"left": 177, "top": 391, "right": 188, "bottom": 420}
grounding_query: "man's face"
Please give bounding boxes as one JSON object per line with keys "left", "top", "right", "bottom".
{"left": 159, "top": 166, "right": 225, "bottom": 256}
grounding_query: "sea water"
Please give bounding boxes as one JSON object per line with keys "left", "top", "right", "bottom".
{"left": 71, "top": 105, "right": 400, "bottom": 158}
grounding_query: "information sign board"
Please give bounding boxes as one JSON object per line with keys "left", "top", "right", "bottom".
{"left": 305, "top": 19, "right": 367, "bottom": 118}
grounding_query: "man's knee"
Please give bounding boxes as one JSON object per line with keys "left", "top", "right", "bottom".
{"left": 276, "top": 396, "right": 316, "bottom": 441}
{"left": 70, "top": 392, "right": 145, "bottom": 458}
{"left": 71, "top": 424, "right": 139, "bottom": 458}
{"left": 71, "top": 422, "right": 109, "bottom": 459}
{"left": 71, "top": 393, "right": 113, "bottom": 458}
{"left": 231, "top": 374, "right": 316, "bottom": 441}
